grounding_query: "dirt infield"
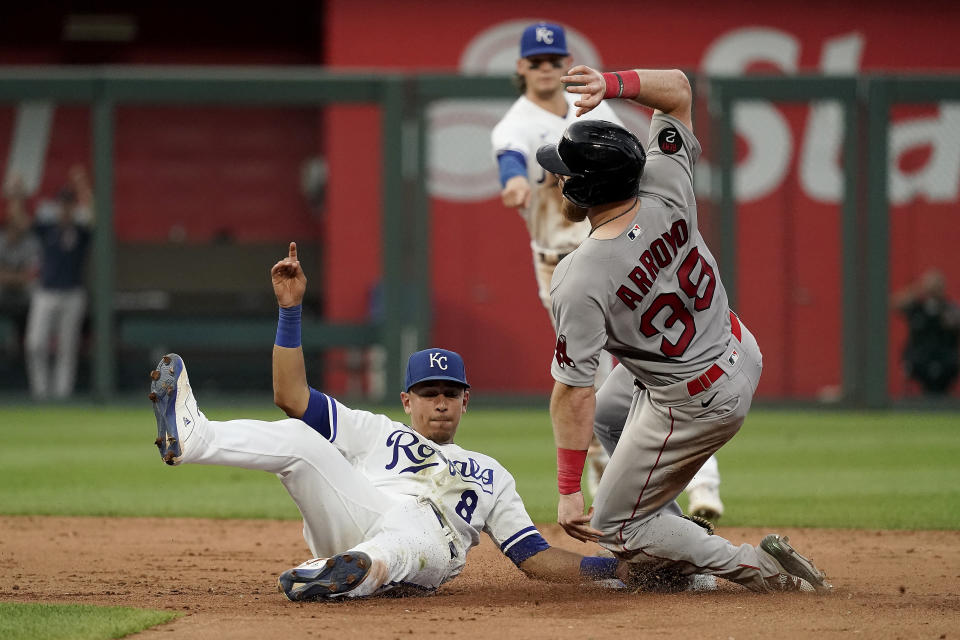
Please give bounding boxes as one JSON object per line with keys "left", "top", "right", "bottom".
{"left": 0, "top": 516, "right": 956, "bottom": 639}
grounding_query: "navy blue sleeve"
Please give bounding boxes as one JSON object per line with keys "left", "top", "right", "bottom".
{"left": 497, "top": 150, "right": 527, "bottom": 187}
{"left": 299, "top": 387, "right": 338, "bottom": 441}
{"left": 502, "top": 530, "right": 551, "bottom": 567}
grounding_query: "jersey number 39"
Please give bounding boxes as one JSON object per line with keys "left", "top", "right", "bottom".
{"left": 639, "top": 247, "right": 716, "bottom": 357}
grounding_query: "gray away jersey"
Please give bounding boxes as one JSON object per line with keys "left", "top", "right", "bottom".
{"left": 550, "top": 113, "right": 732, "bottom": 388}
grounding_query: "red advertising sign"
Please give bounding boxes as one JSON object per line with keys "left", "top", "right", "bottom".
{"left": 325, "top": 1, "right": 960, "bottom": 397}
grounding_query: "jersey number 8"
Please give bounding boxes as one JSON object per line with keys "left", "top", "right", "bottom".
{"left": 455, "top": 490, "right": 478, "bottom": 523}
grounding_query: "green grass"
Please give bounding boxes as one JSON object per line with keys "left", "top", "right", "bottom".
{"left": 0, "top": 405, "right": 957, "bottom": 529}
{"left": 0, "top": 602, "right": 178, "bottom": 640}
{"left": 713, "top": 411, "right": 960, "bottom": 529}
{"left": 0, "top": 405, "right": 300, "bottom": 519}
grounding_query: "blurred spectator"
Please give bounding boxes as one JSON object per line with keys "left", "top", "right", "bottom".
{"left": 892, "top": 269, "right": 960, "bottom": 395}
{"left": 25, "top": 164, "right": 95, "bottom": 400}
{"left": 0, "top": 177, "right": 41, "bottom": 356}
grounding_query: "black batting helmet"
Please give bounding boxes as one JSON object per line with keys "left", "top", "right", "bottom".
{"left": 536, "top": 120, "right": 646, "bottom": 208}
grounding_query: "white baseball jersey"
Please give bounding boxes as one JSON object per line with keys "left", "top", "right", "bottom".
{"left": 550, "top": 113, "right": 733, "bottom": 388}
{"left": 492, "top": 93, "right": 623, "bottom": 255}
{"left": 301, "top": 391, "right": 546, "bottom": 566}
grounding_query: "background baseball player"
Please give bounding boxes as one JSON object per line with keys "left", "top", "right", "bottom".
{"left": 147, "top": 242, "right": 624, "bottom": 601}
{"left": 491, "top": 22, "right": 723, "bottom": 520}
{"left": 536, "top": 65, "right": 832, "bottom": 592}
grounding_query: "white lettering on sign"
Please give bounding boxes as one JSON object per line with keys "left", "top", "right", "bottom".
{"left": 799, "top": 33, "right": 864, "bottom": 202}
{"left": 889, "top": 106, "right": 960, "bottom": 204}
{"left": 700, "top": 27, "right": 960, "bottom": 204}
{"left": 701, "top": 27, "right": 798, "bottom": 202}
{"left": 431, "top": 21, "right": 960, "bottom": 206}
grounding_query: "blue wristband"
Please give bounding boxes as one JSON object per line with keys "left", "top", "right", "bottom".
{"left": 579, "top": 556, "right": 618, "bottom": 580}
{"left": 496, "top": 150, "right": 527, "bottom": 187}
{"left": 275, "top": 304, "right": 302, "bottom": 348}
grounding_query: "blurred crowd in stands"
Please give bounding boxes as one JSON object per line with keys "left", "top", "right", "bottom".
{"left": 0, "top": 165, "right": 93, "bottom": 400}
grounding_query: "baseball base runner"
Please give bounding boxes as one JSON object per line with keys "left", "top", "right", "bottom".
{"left": 492, "top": 22, "right": 723, "bottom": 515}
{"left": 538, "top": 63, "right": 832, "bottom": 593}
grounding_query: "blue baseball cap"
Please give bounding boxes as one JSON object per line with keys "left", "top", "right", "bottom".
{"left": 404, "top": 348, "right": 470, "bottom": 391}
{"left": 520, "top": 22, "right": 569, "bottom": 58}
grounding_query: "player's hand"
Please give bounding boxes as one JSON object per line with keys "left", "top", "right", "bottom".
{"left": 563, "top": 65, "right": 605, "bottom": 117}
{"left": 271, "top": 242, "right": 307, "bottom": 308}
{"left": 500, "top": 175, "right": 531, "bottom": 209}
{"left": 557, "top": 491, "right": 602, "bottom": 543}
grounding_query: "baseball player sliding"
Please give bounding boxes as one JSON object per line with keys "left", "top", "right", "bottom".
{"left": 492, "top": 22, "right": 723, "bottom": 520}
{"left": 536, "top": 64, "right": 833, "bottom": 592}
{"left": 147, "top": 243, "right": 628, "bottom": 600}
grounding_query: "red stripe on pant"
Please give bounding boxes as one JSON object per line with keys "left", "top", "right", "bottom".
{"left": 618, "top": 406, "right": 675, "bottom": 545}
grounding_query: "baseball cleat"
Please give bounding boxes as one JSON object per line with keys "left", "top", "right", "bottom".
{"left": 687, "top": 485, "right": 724, "bottom": 523}
{"left": 760, "top": 534, "right": 833, "bottom": 594}
{"left": 277, "top": 552, "right": 373, "bottom": 602}
{"left": 148, "top": 353, "right": 202, "bottom": 466}
{"left": 765, "top": 573, "right": 817, "bottom": 593}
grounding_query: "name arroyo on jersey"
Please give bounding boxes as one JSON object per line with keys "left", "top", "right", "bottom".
{"left": 384, "top": 429, "right": 494, "bottom": 494}
{"left": 615, "top": 217, "right": 691, "bottom": 310}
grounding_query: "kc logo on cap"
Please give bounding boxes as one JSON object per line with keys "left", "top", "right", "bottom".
{"left": 428, "top": 352, "right": 448, "bottom": 370}
{"left": 404, "top": 348, "right": 470, "bottom": 391}
{"left": 520, "top": 22, "right": 569, "bottom": 58}
{"left": 535, "top": 26, "right": 555, "bottom": 44}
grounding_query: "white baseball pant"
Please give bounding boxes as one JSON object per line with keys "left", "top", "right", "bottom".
{"left": 178, "top": 414, "right": 465, "bottom": 595}
{"left": 25, "top": 287, "right": 86, "bottom": 399}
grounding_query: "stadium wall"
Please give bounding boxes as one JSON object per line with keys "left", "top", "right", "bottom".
{"left": 324, "top": 0, "right": 960, "bottom": 399}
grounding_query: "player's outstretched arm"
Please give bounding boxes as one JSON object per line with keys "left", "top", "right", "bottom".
{"left": 500, "top": 175, "right": 532, "bottom": 209}
{"left": 520, "top": 547, "right": 624, "bottom": 585}
{"left": 519, "top": 546, "right": 590, "bottom": 582}
{"left": 564, "top": 65, "right": 693, "bottom": 131}
{"left": 271, "top": 241, "right": 310, "bottom": 418}
{"left": 551, "top": 381, "right": 603, "bottom": 543}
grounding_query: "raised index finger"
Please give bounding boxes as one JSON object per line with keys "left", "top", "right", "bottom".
{"left": 288, "top": 242, "right": 298, "bottom": 260}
